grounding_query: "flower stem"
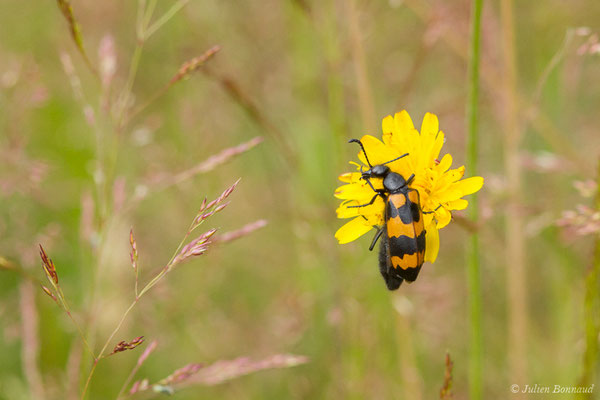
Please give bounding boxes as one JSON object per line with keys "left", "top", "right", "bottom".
{"left": 466, "top": 0, "right": 483, "bottom": 398}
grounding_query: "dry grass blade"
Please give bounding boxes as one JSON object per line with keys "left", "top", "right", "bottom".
{"left": 202, "top": 68, "right": 297, "bottom": 169}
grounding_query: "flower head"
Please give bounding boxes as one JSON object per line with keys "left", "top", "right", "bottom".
{"left": 335, "top": 110, "right": 484, "bottom": 263}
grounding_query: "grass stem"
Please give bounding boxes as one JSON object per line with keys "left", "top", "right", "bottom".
{"left": 466, "top": 0, "right": 483, "bottom": 398}
{"left": 501, "top": 0, "right": 528, "bottom": 393}
{"left": 578, "top": 158, "right": 600, "bottom": 398}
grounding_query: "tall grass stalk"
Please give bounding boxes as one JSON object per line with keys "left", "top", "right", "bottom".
{"left": 466, "top": 0, "right": 483, "bottom": 398}
{"left": 578, "top": 159, "right": 600, "bottom": 398}
{"left": 500, "top": 0, "right": 528, "bottom": 393}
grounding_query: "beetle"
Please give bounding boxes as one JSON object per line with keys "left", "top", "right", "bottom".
{"left": 347, "top": 138, "right": 426, "bottom": 290}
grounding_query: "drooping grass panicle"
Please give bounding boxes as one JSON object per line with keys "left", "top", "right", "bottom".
{"left": 127, "top": 139, "right": 260, "bottom": 212}
{"left": 170, "top": 137, "right": 263, "bottom": 187}
{"left": 129, "top": 354, "right": 309, "bottom": 395}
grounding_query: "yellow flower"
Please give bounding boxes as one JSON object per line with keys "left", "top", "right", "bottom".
{"left": 335, "top": 110, "right": 484, "bottom": 263}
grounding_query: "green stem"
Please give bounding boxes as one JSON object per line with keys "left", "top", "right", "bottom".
{"left": 466, "top": 0, "right": 483, "bottom": 398}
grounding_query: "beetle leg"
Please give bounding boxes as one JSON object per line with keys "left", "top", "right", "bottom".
{"left": 347, "top": 193, "right": 380, "bottom": 208}
{"left": 369, "top": 226, "right": 385, "bottom": 251}
{"left": 422, "top": 204, "right": 443, "bottom": 214}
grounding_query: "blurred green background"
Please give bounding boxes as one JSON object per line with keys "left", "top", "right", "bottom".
{"left": 1, "top": 0, "right": 600, "bottom": 399}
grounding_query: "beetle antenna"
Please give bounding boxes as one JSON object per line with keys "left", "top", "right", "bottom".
{"left": 382, "top": 152, "right": 409, "bottom": 165}
{"left": 348, "top": 139, "right": 372, "bottom": 168}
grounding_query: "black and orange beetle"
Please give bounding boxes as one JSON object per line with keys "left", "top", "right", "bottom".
{"left": 348, "top": 138, "right": 426, "bottom": 290}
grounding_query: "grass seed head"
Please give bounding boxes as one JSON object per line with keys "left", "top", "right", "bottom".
{"left": 110, "top": 336, "right": 145, "bottom": 355}
{"left": 39, "top": 245, "right": 58, "bottom": 285}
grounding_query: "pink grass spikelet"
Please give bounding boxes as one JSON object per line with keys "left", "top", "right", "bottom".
{"left": 160, "top": 363, "right": 204, "bottom": 385}
{"left": 174, "top": 229, "right": 217, "bottom": 264}
{"left": 216, "top": 220, "right": 268, "bottom": 243}
{"left": 193, "top": 179, "right": 240, "bottom": 228}
{"left": 173, "top": 137, "right": 263, "bottom": 184}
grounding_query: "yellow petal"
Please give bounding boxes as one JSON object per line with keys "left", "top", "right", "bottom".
{"left": 435, "top": 207, "right": 452, "bottom": 229}
{"left": 382, "top": 115, "right": 394, "bottom": 135}
{"left": 420, "top": 112, "right": 439, "bottom": 138}
{"left": 424, "top": 221, "right": 439, "bottom": 263}
{"left": 452, "top": 176, "right": 484, "bottom": 196}
{"left": 394, "top": 110, "right": 415, "bottom": 135}
{"left": 414, "top": 113, "right": 440, "bottom": 173}
{"left": 437, "top": 153, "right": 453, "bottom": 172}
{"left": 430, "top": 130, "right": 445, "bottom": 162}
{"left": 423, "top": 212, "right": 435, "bottom": 229}
{"left": 334, "top": 183, "right": 373, "bottom": 200}
{"left": 359, "top": 134, "right": 402, "bottom": 166}
{"left": 338, "top": 172, "right": 356, "bottom": 183}
{"left": 387, "top": 111, "right": 419, "bottom": 157}
{"left": 446, "top": 199, "right": 468, "bottom": 210}
{"left": 335, "top": 217, "right": 374, "bottom": 244}
{"left": 336, "top": 203, "right": 360, "bottom": 218}
{"left": 337, "top": 197, "right": 385, "bottom": 219}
